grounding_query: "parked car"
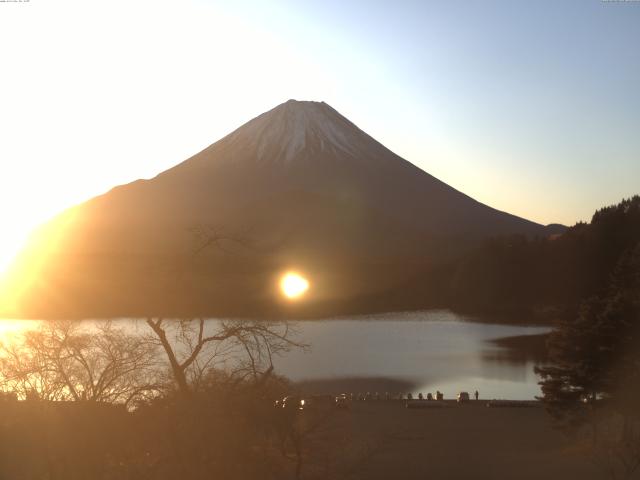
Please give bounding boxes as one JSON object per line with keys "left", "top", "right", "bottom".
{"left": 280, "top": 395, "right": 302, "bottom": 410}
{"left": 335, "top": 393, "right": 350, "bottom": 409}
{"left": 457, "top": 391, "right": 470, "bottom": 403}
{"left": 300, "top": 394, "right": 334, "bottom": 411}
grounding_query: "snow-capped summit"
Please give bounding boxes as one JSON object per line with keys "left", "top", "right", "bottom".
{"left": 191, "top": 99, "right": 391, "bottom": 167}
{"left": 225, "top": 100, "right": 363, "bottom": 163}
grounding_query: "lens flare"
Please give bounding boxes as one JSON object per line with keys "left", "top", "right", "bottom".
{"left": 280, "top": 272, "right": 309, "bottom": 300}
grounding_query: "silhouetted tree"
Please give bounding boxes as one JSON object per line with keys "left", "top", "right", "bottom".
{"left": 145, "top": 224, "right": 306, "bottom": 396}
{"left": 144, "top": 318, "right": 305, "bottom": 396}
{"left": 446, "top": 196, "right": 640, "bottom": 319}
{"left": 536, "top": 242, "right": 640, "bottom": 479}
{"left": 0, "top": 320, "right": 163, "bottom": 408}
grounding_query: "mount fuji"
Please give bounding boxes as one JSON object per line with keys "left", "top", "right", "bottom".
{"left": 4, "top": 100, "right": 558, "bottom": 318}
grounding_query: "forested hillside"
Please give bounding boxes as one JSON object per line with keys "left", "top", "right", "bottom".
{"left": 444, "top": 196, "right": 640, "bottom": 321}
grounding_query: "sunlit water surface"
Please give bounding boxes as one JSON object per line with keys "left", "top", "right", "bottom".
{"left": 1, "top": 310, "right": 550, "bottom": 400}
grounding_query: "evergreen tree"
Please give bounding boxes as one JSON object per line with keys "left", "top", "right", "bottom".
{"left": 536, "top": 243, "right": 640, "bottom": 478}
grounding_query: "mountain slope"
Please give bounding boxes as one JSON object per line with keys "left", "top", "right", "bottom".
{"left": 2, "top": 100, "right": 554, "bottom": 319}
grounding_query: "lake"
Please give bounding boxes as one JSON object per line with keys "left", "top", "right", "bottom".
{"left": 272, "top": 310, "right": 550, "bottom": 400}
{"left": 0, "top": 310, "right": 550, "bottom": 400}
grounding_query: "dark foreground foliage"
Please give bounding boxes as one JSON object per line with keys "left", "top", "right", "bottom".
{"left": 0, "top": 378, "right": 287, "bottom": 480}
{"left": 536, "top": 234, "right": 640, "bottom": 478}
{"left": 0, "top": 378, "right": 377, "bottom": 480}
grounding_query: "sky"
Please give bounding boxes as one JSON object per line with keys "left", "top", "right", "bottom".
{"left": 1, "top": 0, "right": 639, "bottom": 274}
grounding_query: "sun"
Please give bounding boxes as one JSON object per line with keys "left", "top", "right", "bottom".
{"left": 280, "top": 272, "right": 309, "bottom": 300}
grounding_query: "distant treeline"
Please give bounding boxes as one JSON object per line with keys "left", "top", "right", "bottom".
{"left": 284, "top": 196, "right": 640, "bottom": 323}
{"left": 439, "top": 195, "right": 640, "bottom": 321}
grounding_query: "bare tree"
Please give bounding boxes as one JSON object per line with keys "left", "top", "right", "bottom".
{"left": 0, "top": 320, "right": 163, "bottom": 408}
{"left": 145, "top": 318, "right": 306, "bottom": 396}
{"left": 189, "top": 224, "right": 253, "bottom": 256}
{"left": 144, "top": 224, "right": 307, "bottom": 396}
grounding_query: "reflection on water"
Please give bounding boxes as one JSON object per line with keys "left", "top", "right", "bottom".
{"left": 482, "top": 334, "right": 549, "bottom": 365}
{"left": 0, "top": 310, "right": 550, "bottom": 400}
{"left": 270, "top": 310, "right": 551, "bottom": 400}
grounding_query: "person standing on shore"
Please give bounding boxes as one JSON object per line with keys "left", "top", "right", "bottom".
{"left": 474, "top": 390, "right": 479, "bottom": 401}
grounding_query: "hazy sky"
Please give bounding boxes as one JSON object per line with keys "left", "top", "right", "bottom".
{"left": 1, "top": 0, "right": 639, "bottom": 271}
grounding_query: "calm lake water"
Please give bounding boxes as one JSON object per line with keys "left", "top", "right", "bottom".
{"left": 0, "top": 310, "right": 550, "bottom": 400}
{"left": 272, "top": 310, "right": 550, "bottom": 400}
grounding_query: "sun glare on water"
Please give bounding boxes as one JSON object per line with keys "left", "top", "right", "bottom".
{"left": 280, "top": 272, "right": 310, "bottom": 300}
